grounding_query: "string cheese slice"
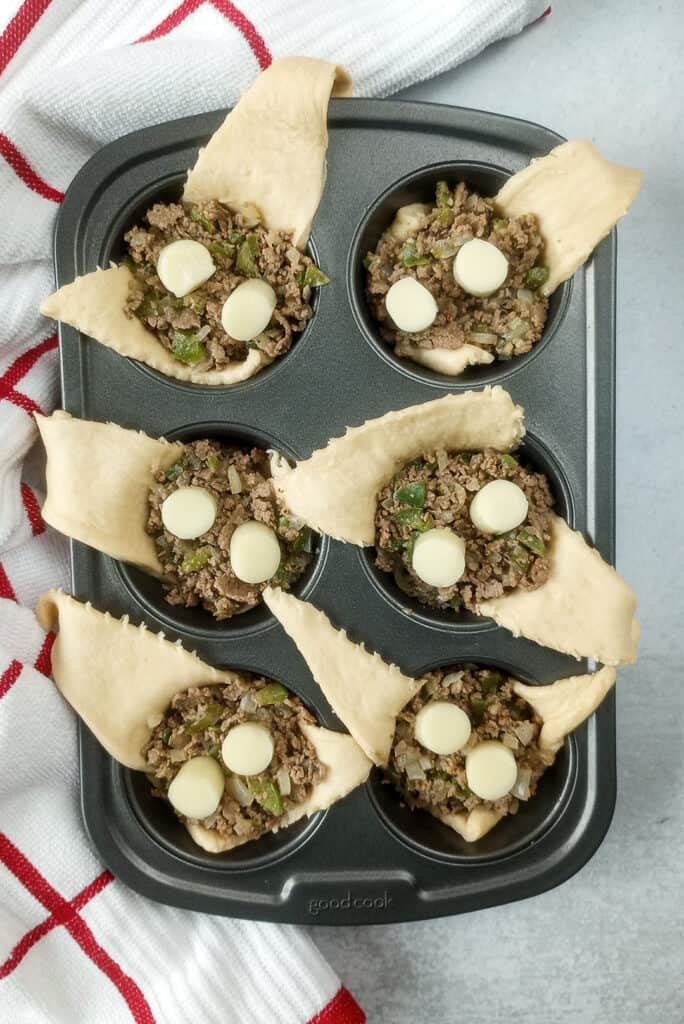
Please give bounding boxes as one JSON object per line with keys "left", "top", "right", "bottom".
{"left": 161, "top": 487, "right": 217, "bottom": 539}
{"left": 385, "top": 277, "right": 438, "bottom": 333}
{"left": 156, "top": 239, "right": 216, "bottom": 297}
{"left": 221, "top": 279, "right": 277, "bottom": 341}
{"left": 453, "top": 239, "right": 508, "bottom": 297}
{"left": 221, "top": 722, "right": 275, "bottom": 776}
{"left": 229, "top": 521, "right": 281, "bottom": 584}
{"left": 414, "top": 702, "right": 471, "bottom": 755}
{"left": 469, "top": 479, "right": 528, "bottom": 534}
{"left": 167, "top": 756, "right": 225, "bottom": 818}
{"left": 465, "top": 741, "right": 517, "bottom": 801}
{"left": 411, "top": 529, "right": 466, "bottom": 588}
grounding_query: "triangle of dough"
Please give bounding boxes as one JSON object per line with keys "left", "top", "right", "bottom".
{"left": 264, "top": 586, "right": 420, "bottom": 765}
{"left": 36, "top": 590, "right": 233, "bottom": 770}
{"left": 478, "top": 516, "right": 639, "bottom": 665}
{"left": 496, "top": 139, "right": 643, "bottom": 295}
{"left": 513, "top": 664, "right": 616, "bottom": 753}
{"left": 36, "top": 411, "right": 182, "bottom": 574}
{"left": 395, "top": 341, "right": 494, "bottom": 375}
{"left": 184, "top": 57, "right": 352, "bottom": 248}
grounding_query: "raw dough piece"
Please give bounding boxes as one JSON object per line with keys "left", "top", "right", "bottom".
{"left": 478, "top": 516, "right": 640, "bottom": 665}
{"left": 35, "top": 410, "right": 182, "bottom": 574}
{"left": 184, "top": 57, "right": 352, "bottom": 247}
{"left": 496, "top": 140, "right": 643, "bottom": 295}
{"left": 263, "top": 587, "right": 420, "bottom": 765}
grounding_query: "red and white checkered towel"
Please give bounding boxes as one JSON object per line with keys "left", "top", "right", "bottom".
{"left": 0, "top": 2, "right": 549, "bottom": 1021}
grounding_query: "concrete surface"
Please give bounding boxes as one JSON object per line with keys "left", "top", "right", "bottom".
{"left": 311, "top": 3, "right": 684, "bottom": 1020}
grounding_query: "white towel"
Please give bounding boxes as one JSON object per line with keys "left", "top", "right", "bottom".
{"left": 0, "top": 2, "right": 548, "bottom": 1021}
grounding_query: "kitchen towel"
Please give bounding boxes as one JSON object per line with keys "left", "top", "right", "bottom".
{"left": 0, "top": 2, "right": 548, "bottom": 1021}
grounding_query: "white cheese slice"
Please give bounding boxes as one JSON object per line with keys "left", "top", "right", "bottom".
{"left": 453, "top": 238, "right": 508, "bottom": 297}
{"left": 414, "top": 701, "right": 471, "bottom": 755}
{"left": 411, "top": 528, "right": 466, "bottom": 588}
{"left": 385, "top": 277, "right": 438, "bottom": 334}
{"left": 469, "top": 479, "right": 528, "bottom": 535}
{"left": 167, "top": 756, "right": 225, "bottom": 818}
{"left": 156, "top": 239, "right": 216, "bottom": 298}
{"left": 221, "top": 722, "right": 275, "bottom": 776}
{"left": 221, "top": 279, "right": 277, "bottom": 341}
{"left": 465, "top": 741, "right": 517, "bottom": 801}
{"left": 229, "top": 520, "right": 281, "bottom": 584}
{"left": 161, "top": 486, "right": 217, "bottom": 540}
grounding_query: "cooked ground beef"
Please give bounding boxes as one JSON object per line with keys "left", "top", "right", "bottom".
{"left": 124, "top": 200, "right": 328, "bottom": 370}
{"left": 387, "top": 665, "right": 553, "bottom": 821}
{"left": 375, "top": 447, "right": 554, "bottom": 611}
{"left": 143, "top": 679, "right": 322, "bottom": 841}
{"left": 365, "top": 181, "right": 549, "bottom": 361}
{"left": 147, "top": 439, "right": 311, "bottom": 619}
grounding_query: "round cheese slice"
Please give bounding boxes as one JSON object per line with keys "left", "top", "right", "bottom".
{"left": 229, "top": 521, "right": 281, "bottom": 584}
{"left": 469, "top": 479, "right": 528, "bottom": 535}
{"left": 161, "top": 486, "right": 217, "bottom": 540}
{"left": 167, "top": 756, "right": 225, "bottom": 819}
{"left": 156, "top": 239, "right": 216, "bottom": 298}
{"left": 453, "top": 238, "right": 508, "bottom": 297}
{"left": 221, "top": 722, "right": 275, "bottom": 776}
{"left": 411, "top": 528, "right": 466, "bottom": 588}
{"left": 221, "top": 279, "right": 277, "bottom": 341}
{"left": 414, "top": 701, "right": 471, "bottom": 755}
{"left": 385, "top": 277, "right": 438, "bottom": 334}
{"left": 465, "top": 741, "right": 518, "bottom": 801}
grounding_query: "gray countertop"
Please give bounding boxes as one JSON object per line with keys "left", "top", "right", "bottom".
{"left": 311, "top": 2, "right": 684, "bottom": 1020}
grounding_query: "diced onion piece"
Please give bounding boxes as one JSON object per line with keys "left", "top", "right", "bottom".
{"left": 441, "top": 672, "right": 463, "bottom": 689}
{"left": 467, "top": 332, "right": 498, "bottom": 346}
{"left": 227, "top": 464, "right": 242, "bottom": 494}
{"left": 411, "top": 528, "right": 466, "bottom": 588}
{"left": 465, "top": 741, "right": 517, "bottom": 801}
{"left": 167, "top": 756, "right": 225, "bottom": 818}
{"left": 239, "top": 693, "right": 257, "bottom": 714}
{"left": 385, "top": 277, "right": 438, "bottom": 333}
{"left": 161, "top": 486, "right": 217, "bottom": 540}
{"left": 221, "top": 722, "right": 274, "bottom": 776}
{"left": 267, "top": 449, "right": 292, "bottom": 480}
{"left": 229, "top": 520, "right": 281, "bottom": 584}
{"left": 221, "top": 279, "right": 277, "bottom": 341}
{"left": 276, "top": 767, "right": 292, "bottom": 796}
{"left": 156, "top": 239, "right": 216, "bottom": 297}
{"left": 225, "top": 774, "right": 253, "bottom": 806}
{"left": 404, "top": 758, "right": 426, "bottom": 781}
{"left": 517, "top": 288, "right": 534, "bottom": 304}
{"left": 414, "top": 701, "right": 471, "bottom": 755}
{"left": 453, "top": 239, "right": 508, "bottom": 297}
{"left": 511, "top": 765, "right": 533, "bottom": 801}
{"left": 469, "top": 479, "right": 528, "bottom": 535}
{"left": 388, "top": 203, "right": 431, "bottom": 241}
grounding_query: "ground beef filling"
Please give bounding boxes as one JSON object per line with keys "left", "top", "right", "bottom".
{"left": 365, "top": 181, "right": 549, "bottom": 361}
{"left": 147, "top": 439, "right": 311, "bottom": 619}
{"left": 375, "top": 447, "right": 554, "bottom": 611}
{"left": 387, "top": 666, "right": 552, "bottom": 820}
{"left": 143, "top": 680, "right": 322, "bottom": 840}
{"left": 124, "top": 200, "right": 326, "bottom": 370}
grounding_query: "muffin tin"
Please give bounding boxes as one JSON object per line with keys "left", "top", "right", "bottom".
{"left": 53, "top": 98, "right": 617, "bottom": 924}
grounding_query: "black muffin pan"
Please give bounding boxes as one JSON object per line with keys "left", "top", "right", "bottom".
{"left": 53, "top": 99, "right": 617, "bottom": 924}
